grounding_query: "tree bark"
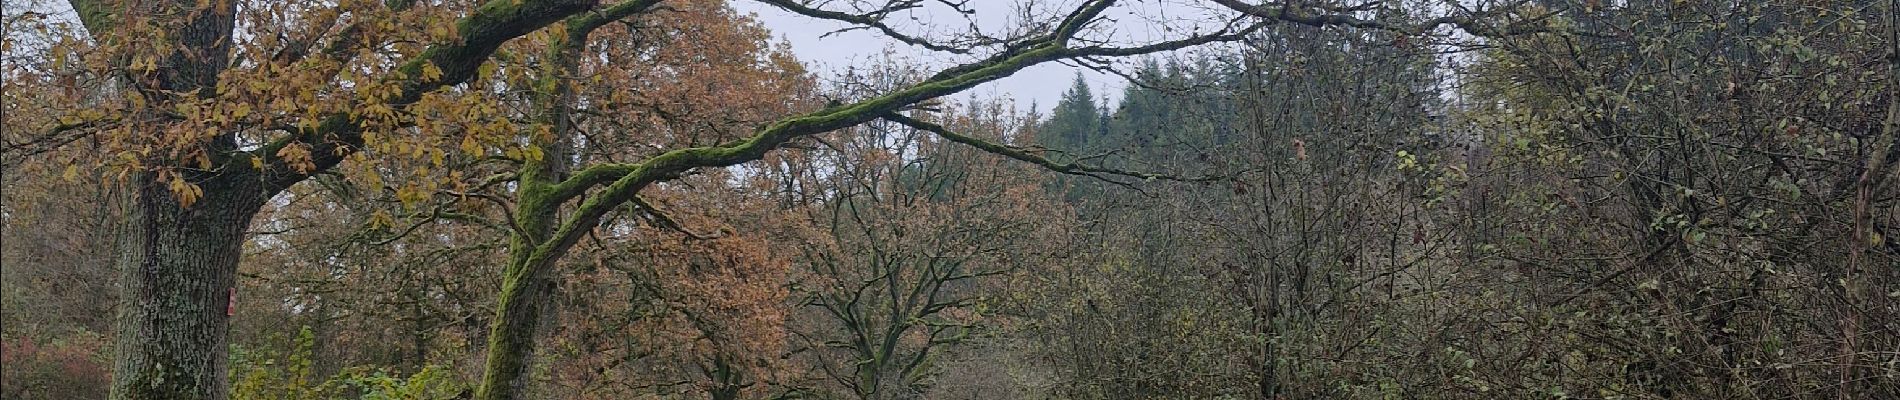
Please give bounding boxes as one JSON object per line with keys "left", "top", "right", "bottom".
{"left": 471, "top": 35, "right": 574, "bottom": 400}
{"left": 474, "top": 210, "right": 561, "bottom": 400}
{"left": 73, "top": 0, "right": 253, "bottom": 397}
{"left": 472, "top": 6, "right": 631, "bottom": 395}
{"left": 110, "top": 173, "right": 271, "bottom": 400}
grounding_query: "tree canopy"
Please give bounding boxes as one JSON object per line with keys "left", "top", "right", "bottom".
{"left": 2, "top": 0, "right": 1895, "bottom": 399}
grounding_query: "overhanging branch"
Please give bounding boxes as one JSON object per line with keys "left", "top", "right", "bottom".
{"left": 261, "top": 0, "right": 608, "bottom": 191}
{"left": 509, "top": 0, "right": 1259, "bottom": 295}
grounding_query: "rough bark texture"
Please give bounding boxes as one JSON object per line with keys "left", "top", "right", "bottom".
{"left": 110, "top": 175, "right": 270, "bottom": 400}
{"left": 69, "top": 0, "right": 254, "bottom": 398}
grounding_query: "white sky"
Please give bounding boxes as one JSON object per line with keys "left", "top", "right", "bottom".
{"left": 730, "top": 0, "right": 1236, "bottom": 114}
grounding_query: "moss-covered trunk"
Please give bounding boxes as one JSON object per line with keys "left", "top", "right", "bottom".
{"left": 472, "top": 11, "right": 595, "bottom": 397}
{"left": 474, "top": 196, "right": 561, "bottom": 400}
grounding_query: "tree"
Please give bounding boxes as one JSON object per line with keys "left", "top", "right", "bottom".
{"left": 1452, "top": 0, "right": 1898, "bottom": 396}
{"left": 1037, "top": 73, "right": 1104, "bottom": 158}
{"left": 1, "top": 0, "right": 1590, "bottom": 397}
{"left": 784, "top": 98, "right": 1062, "bottom": 399}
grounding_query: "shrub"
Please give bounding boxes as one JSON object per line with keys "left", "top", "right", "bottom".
{"left": 230, "top": 326, "right": 465, "bottom": 400}
{"left": 0, "top": 333, "right": 111, "bottom": 399}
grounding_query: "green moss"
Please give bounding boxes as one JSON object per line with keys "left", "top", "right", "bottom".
{"left": 69, "top": 0, "right": 117, "bottom": 34}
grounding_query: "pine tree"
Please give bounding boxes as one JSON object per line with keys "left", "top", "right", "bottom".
{"left": 1038, "top": 73, "right": 1104, "bottom": 159}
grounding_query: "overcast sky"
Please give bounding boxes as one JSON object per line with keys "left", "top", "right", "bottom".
{"left": 8, "top": 0, "right": 1227, "bottom": 114}
{"left": 729, "top": 0, "right": 1234, "bottom": 114}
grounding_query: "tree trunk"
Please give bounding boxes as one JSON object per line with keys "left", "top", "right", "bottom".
{"left": 77, "top": 0, "right": 251, "bottom": 396}
{"left": 474, "top": 242, "right": 559, "bottom": 400}
{"left": 474, "top": 110, "right": 568, "bottom": 400}
{"left": 110, "top": 173, "right": 270, "bottom": 400}
{"left": 474, "top": 17, "right": 592, "bottom": 397}
{"left": 470, "top": 66, "right": 565, "bottom": 396}
{"left": 709, "top": 357, "right": 743, "bottom": 400}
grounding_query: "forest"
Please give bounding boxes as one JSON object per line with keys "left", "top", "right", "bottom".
{"left": 1, "top": 0, "right": 1896, "bottom": 399}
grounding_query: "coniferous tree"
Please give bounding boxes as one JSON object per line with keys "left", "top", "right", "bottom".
{"left": 1038, "top": 73, "right": 1105, "bottom": 160}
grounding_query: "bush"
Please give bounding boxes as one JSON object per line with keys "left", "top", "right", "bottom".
{"left": 230, "top": 326, "right": 465, "bottom": 400}
{"left": 0, "top": 332, "right": 111, "bottom": 400}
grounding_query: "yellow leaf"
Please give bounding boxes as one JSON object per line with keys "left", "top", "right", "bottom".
{"left": 169, "top": 177, "right": 202, "bottom": 208}
{"left": 421, "top": 62, "right": 443, "bottom": 82}
{"left": 460, "top": 135, "right": 482, "bottom": 156}
{"left": 362, "top": 166, "right": 384, "bottom": 189}
{"left": 477, "top": 61, "right": 498, "bottom": 80}
{"left": 369, "top": 210, "right": 395, "bottom": 230}
{"left": 61, "top": 164, "right": 79, "bottom": 182}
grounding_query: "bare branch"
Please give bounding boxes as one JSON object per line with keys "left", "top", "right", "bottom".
{"left": 2, "top": 115, "right": 119, "bottom": 168}
{"left": 630, "top": 195, "right": 718, "bottom": 240}
{"left": 520, "top": 0, "right": 1256, "bottom": 297}
{"left": 1208, "top": 0, "right": 1613, "bottom": 38}
{"left": 754, "top": 0, "right": 986, "bottom": 53}
{"left": 880, "top": 111, "right": 1223, "bottom": 184}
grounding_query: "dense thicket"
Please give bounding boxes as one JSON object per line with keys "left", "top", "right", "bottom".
{"left": 3, "top": 0, "right": 1895, "bottom": 399}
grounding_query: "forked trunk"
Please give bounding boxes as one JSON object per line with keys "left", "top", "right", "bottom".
{"left": 475, "top": 191, "right": 564, "bottom": 400}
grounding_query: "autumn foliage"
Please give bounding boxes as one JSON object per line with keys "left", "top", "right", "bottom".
{"left": 4, "top": 0, "right": 1898, "bottom": 399}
